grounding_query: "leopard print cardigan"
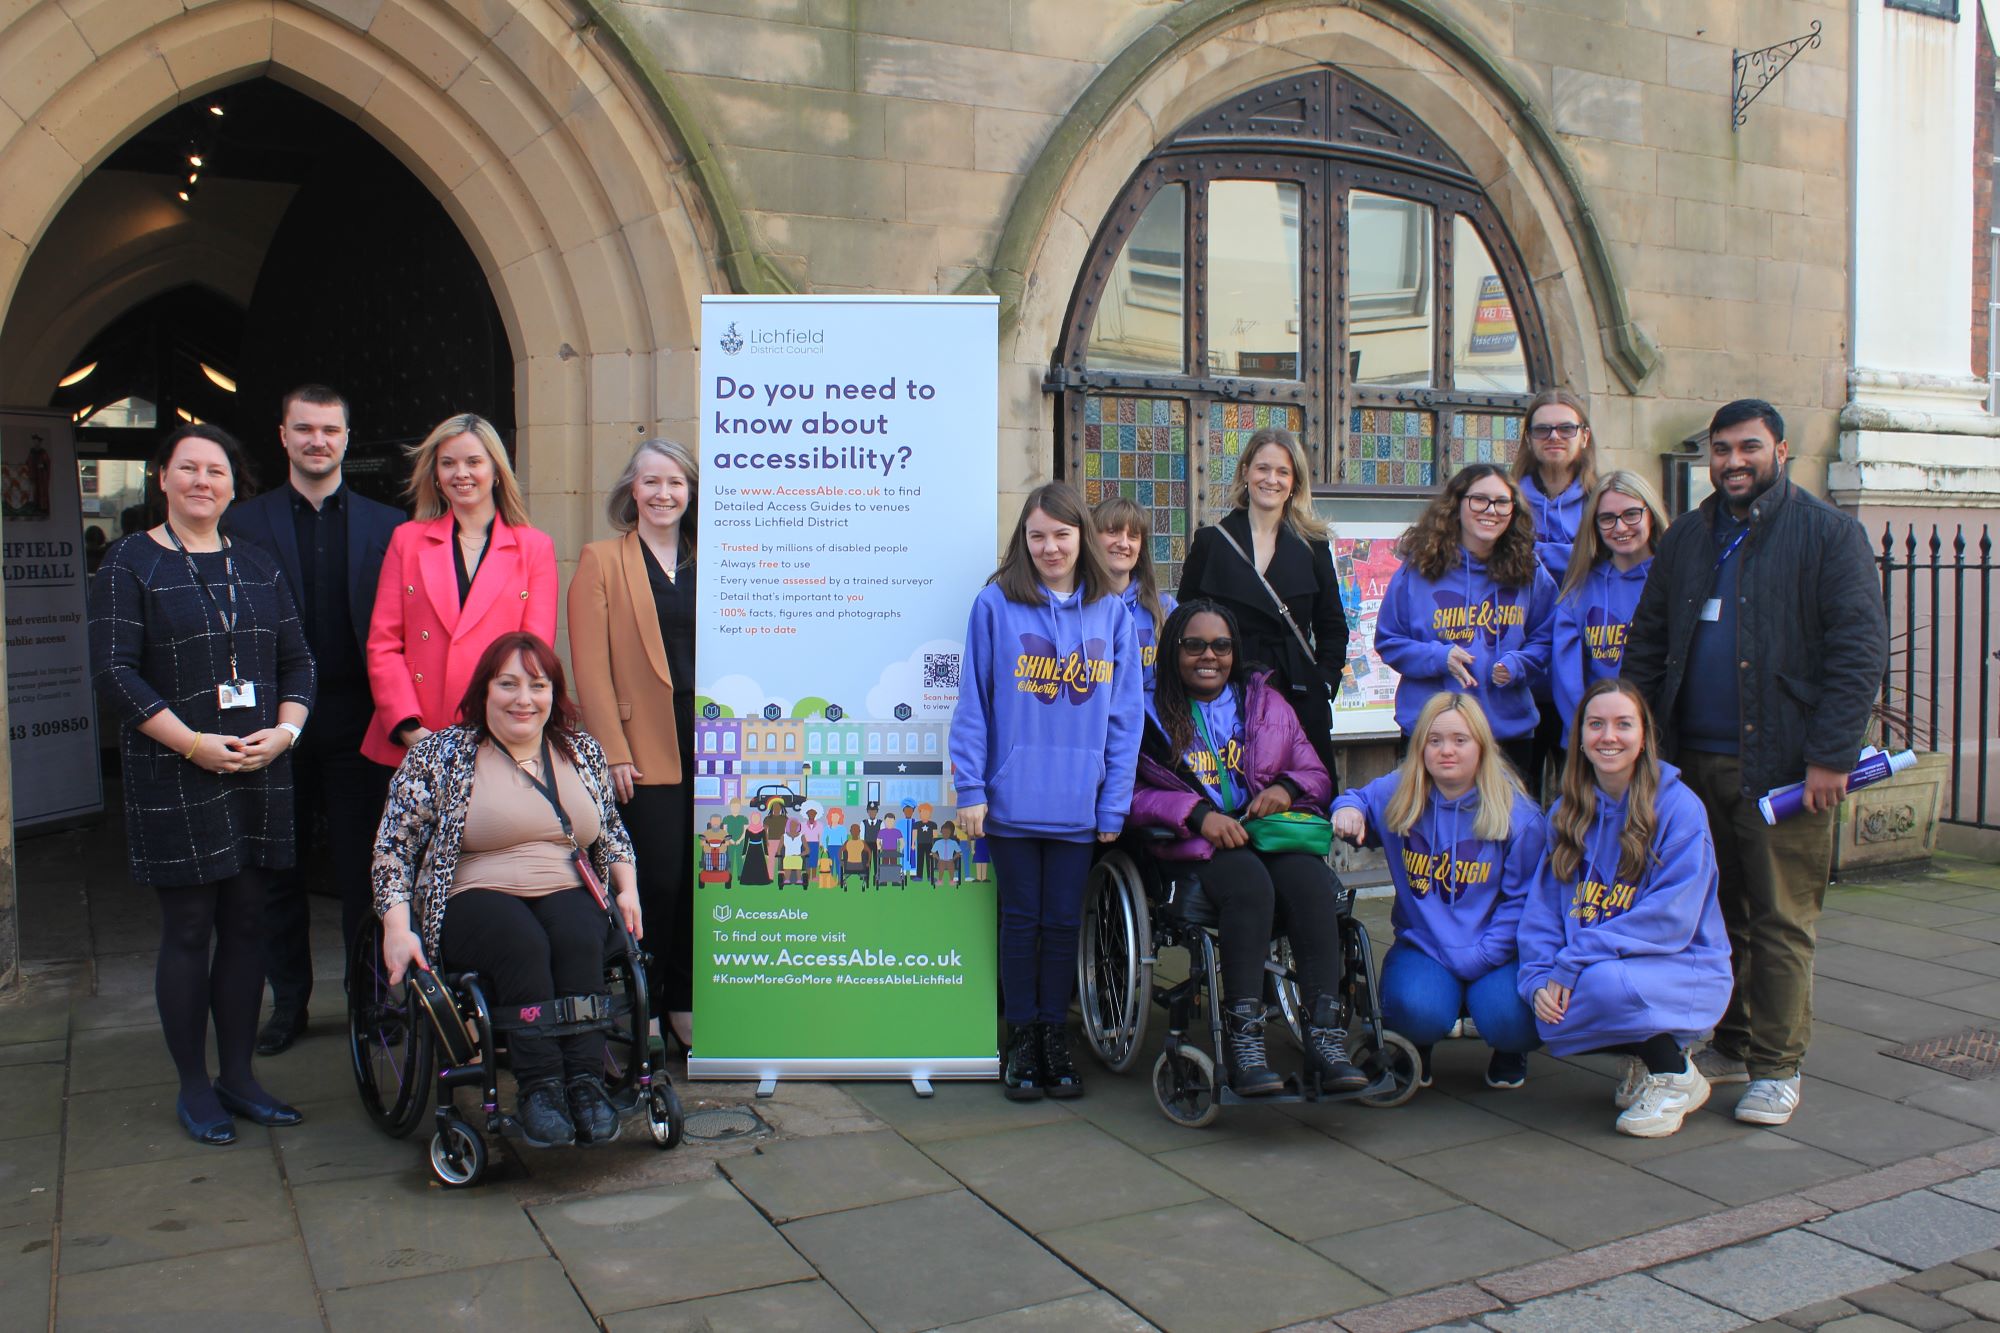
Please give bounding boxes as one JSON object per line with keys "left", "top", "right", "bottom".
{"left": 370, "top": 723, "right": 637, "bottom": 964}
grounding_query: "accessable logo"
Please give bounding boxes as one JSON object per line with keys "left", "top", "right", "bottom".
{"left": 712, "top": 904, "right": 734, "bottom": 923}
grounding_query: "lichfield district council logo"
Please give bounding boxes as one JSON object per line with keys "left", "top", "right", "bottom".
{"left": 719, "top": 323, "right": 826, "bottom": 356}
{"left": 719, "top": 322, "right": 744, "bottom": 355}
{"left": 712, "top": 904, "right": 734, "bottom": 923}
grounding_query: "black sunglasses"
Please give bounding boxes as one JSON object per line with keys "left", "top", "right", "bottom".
{"left": 1178, "top": 636, "right": 1235, "bottom": 656}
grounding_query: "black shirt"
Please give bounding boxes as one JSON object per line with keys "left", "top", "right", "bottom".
{"left": 454, "top": 519, "right": 494, "bottom": 605}
{"left": 640, "top": 540, "right": 697, "bottom": 761}
{"left": 289, "top": 485, "right": 365, "bottom": 728}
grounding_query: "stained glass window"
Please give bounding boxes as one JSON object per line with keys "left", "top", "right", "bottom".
{"left": 1082, "top": 396, "right": 1189, "bottom": 566}
{"left": 1448, "top": 412, "right": 1522, "bottom": 472}
{"left": 1345, "top": 407, "right": 1435, "bottom": 487}
{"left": 1208, "top": 402, "right": 1305, "bottom": 499}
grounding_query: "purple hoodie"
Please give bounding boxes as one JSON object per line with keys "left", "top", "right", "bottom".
{"left": 1515, "top": 762, "right": 1731, "bottom": 1056}
{"left": 948, "top": 581, "right": 1141, "bottom": 841}
{"left": 1333, "top": 774, "right": 1545, "bottom": 981}
{"left": 1120, "top": 581, "right": 1176, "bottom": 704}
{"left": 1551, "top": 556, "right": 1652, "bottom": 747}
{"left": 1373, "top": 549, "right": 1557, "bottom": 740}
{"left": 1524, "top": 472, "right": 1587, "bottom": 582}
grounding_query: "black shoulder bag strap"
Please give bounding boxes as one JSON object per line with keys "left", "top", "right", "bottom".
{"left": 518, "top": 734, "right": 612, "bottom": 912}
{"left": 1209, "top": 522, "right": 1317, "bottom": 662}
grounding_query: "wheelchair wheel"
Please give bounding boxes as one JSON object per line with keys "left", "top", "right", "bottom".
{"left": 1152, "top": 1044, "right": 1220, "bottom": 1128}
{"left": 647, "top": 1080, "right": 685, "bottom": 1149}
{"left": 1268, "top": 936, "right": 1307, "bottom": 1049}
{"left": 347, "top": 919, "right": 435, "bottom": 1139}
{"left": 429, "top": 1114, "right": 487, "bottom": 1188}
{"left": 1354, "top": 1030, "right": 1423, "bottom": 1108}
{"left": 1077, "top": 850, "right": 1152, "bottom": 1073}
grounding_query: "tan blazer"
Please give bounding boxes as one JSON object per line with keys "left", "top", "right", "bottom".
{"left": 567, "top": 532, "right": 683, "bottom": 786}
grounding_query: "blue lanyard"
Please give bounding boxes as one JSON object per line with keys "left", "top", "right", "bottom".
{"left": 1712, "top": 525, "right": 1748, "bottom": 577}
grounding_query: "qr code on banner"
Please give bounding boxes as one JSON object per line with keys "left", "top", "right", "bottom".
{"left": 923, "top": 652, "right": 961, "bottom": 690}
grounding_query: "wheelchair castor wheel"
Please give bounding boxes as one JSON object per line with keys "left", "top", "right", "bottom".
{"left": 1152, "top": 1044, "right": 1220, "bottom": 1128}
{"left": 1354, "top": 1030, "right": 1423, "bottom": 1109}
{"left": 646, "top": 1081, "right": 685, "bottom": 1149}
{"left": 429, "top": 1114, "right": 488, "bottom": 1188}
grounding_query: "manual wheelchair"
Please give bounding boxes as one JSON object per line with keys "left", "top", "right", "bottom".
{"left": 347, "top": 914, "right": 685, "bottom": 1187}
{"left": 1076, "top": 838, "right": 1422, "bottom": 1127}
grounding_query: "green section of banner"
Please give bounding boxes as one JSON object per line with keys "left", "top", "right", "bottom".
{"left": 691, "top": 866, "right": 997, "bottom": 1059}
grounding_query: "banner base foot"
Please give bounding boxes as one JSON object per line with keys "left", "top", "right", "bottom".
{"left": 755, "top": 1077, "right": 777, "bottom": 1098}
{"left": 911, "top": 1077, "right": 934, "bottom": 1098}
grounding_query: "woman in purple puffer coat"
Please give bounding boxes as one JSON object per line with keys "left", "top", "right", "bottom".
{"left": 1127, "top": 599, "right": 1365, "bottom": 1097}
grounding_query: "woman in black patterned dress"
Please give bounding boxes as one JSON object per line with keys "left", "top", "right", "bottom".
{"left": 89, "top": 424, "right": 315, "bottom": 1146}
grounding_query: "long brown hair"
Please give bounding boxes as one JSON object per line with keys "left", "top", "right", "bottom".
{"left": 1558, "top": 470, "right": 1667, "bottom": 601}
{"left": 1397, "top": 463, "right": 1539, "bottom": 586}
{"left": 1224, "top": 427, "right": 1329, "bottom": 541}
{"left": 1513, "top": 387, "right": 1600, "bottom": 496}
{"left": 1550, "top": 678, "right": 1662, "bottom": 887}
{"left": 989, "top": 482, "right": 1113, "bottom": 605}
{"left": 456, "top": 632, "right": 582, "bottom": 762}
{"left": 1093, "top": 494, "right": 1167, "bottom": 640}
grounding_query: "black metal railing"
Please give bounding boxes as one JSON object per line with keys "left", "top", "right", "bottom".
{"left": 1877, "top": 524, "right": 1997, "bottom": 830}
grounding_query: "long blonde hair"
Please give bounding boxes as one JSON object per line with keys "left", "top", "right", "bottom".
{"left": 1550, "top": 678, "right": 1662, "bottom": 886}
{"left": 1092, "top": 494, "right": 1167, "bottom": 641}
{"left": 406, "top": 413, "right": 531, "bottom": 526}
{"left": 1384, "top": 692, "right": 1523, "bottom": 842}
{"left": 1513, "top": 387, "right": 1600, "bottom": 496}
{"left": 1557, "top": 470, "right": 1668, "bottom": 601}
{"left": 1225, "top": 427, "right": 1329, "bottom": 542}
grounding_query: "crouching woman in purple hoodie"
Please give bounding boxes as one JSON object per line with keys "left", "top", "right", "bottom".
{"left": 1333, "top": 692, "right": 1546, "bottom": 1091}
{"left": 1517, "top": 678, "right": 1732, "bottom": 1139}
{"left": 950, "top": 483, "right": 1141, "bottom": 1101}
{"left": 1127, "top": 600, "right": 1368, "bottom": 1096}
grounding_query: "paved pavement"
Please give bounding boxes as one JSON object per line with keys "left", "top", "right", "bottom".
{"left": 9, "top": 823, "right": 2000, "bottom": 1331}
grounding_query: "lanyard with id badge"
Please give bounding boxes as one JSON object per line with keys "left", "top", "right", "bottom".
{"left": 165, "top": 524, "right": 257, "bottom": 712}
{"left": 1700, "top": 524, "right": 1749, "bottom": 623}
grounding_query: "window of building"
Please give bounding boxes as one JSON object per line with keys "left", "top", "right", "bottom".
{"left": 704, "top": 731, "right": 717, "bottom": 753}
{"left": 745, "top": 732, "right": 759, "bottom": 754}
{"left": 784, "top": 732, "right": 797, "bottom": 752}
{"left": 869, "top": 732, "right": 882, "bottom": 754}
{"left": 725, "top": 732, "right": 737, "bottom": 753}
{"left": 809, "top": 731, "right": 822, "bottom": 754}
{"left": 1885, "top": 0, "right": 1958, "bottom": 18}
{"left": 887, "top": 733, "right": 901, "bottom": 754}
{"left": 846, "top": 732, "right": 860, "bottom": 754}
{"left": 925, "top": 732, "right": 939, "bottom": 753}
{"left": 1053, "top": 67, "right": 1551, "bottom": 576}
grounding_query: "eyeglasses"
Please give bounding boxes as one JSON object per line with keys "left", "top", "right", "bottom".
{"left": 1177, "top": 636, "right": 1235, "bottom": 657}
{"left": 1462, "top": 494, "right": 1515, "bottom": 515}
{"left": 1594, "top": 506, "right": 1648, "bottom": 532}
{"left": 1529, "top": 422, "right": 1583, "bottom": 441}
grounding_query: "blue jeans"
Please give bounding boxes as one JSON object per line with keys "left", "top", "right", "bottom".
{"left": 1380, "top": 944, "right": 1539, "bottom": 1053}
{"left": 988, "top": 835, "right": 1096, "bottom": 1025}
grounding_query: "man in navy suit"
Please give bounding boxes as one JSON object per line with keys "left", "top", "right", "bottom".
{"left": 227, "top": 385, "right": 403, "bottom": 1054}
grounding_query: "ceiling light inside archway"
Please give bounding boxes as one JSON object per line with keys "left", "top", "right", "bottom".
{"left": 57, "top": 361, "right": 97, "bottom": 388}
{"left": 200, "top": 363, "right": 236, "bottom": 393}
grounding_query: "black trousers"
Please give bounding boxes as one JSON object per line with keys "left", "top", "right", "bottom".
{"left": 441, "top": 888, "right": 610, "bottom": 1085}
{"left": 1198, "top": 847, "right": 1344, "bottom": 1005}
{"left": 263, "top": 743, "right": 392, "bottom": 1014}
{"left": 620, "top": 781, "right": 693, "bottom": 1013}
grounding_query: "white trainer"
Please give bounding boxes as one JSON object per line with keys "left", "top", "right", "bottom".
{"left": 1691, "top": 1044, "right": 1749, "bottom": 1085}
{"left": 1735, "top": 1075, "right": 1802, "bottom": 1126}
{"left": 1613, "top": 1056, "right": 1647, "bottom": 1110}
{"left": 1615, "top": 1065, "right": 1710, "bottom": 1138}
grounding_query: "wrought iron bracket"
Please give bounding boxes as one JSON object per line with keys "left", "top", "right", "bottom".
{"left": 1733, "top": 21, "right": 1823, "bottom": 130}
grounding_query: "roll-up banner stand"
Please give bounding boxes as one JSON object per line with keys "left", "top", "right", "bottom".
{"left": 0, "top": 410, "right": 102, "bottom": 828}
{"left": 691, "top": 295, "right": 999, "bottom": 1091}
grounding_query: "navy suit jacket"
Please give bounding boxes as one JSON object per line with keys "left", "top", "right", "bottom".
{"left": 225, "top": 481, "right": 404, "bottom": 662}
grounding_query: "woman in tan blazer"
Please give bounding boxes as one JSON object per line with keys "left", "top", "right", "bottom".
{"left": 568, "top": 438, "right": 697, "bottom": 1047}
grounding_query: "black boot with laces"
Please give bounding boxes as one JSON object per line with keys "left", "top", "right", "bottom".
{"left": 567, "top": 1074, "right": 620, "bottom": 1145}
{"left": 1222, "top": 999, "right": 1284, "bottom": 1095}
{"left": 517, "top": 1078, "right": 577, "bottom": 1147}
{"left": 1304, "top": 995, "right": 1370, "bottom": 1093}
{"left": 1038, "top": 1021, "right": 1084, "bottom": 1099}
{"left": 1002, "top": 1023, "right": 1043, "bottom": 1101}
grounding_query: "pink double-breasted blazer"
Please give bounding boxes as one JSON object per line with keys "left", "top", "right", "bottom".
{"left": 362, "top": 514, "right": 559, "bottom": 766}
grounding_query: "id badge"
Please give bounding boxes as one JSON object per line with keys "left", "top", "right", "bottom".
{"left": 1699, "top": 598, "right": 1721, "bottom": 622}
{"left": 218, "top": 679, "right": 258, "bottom": 710}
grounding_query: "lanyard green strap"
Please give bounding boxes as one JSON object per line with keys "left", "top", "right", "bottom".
{"left": 1189, "top": 702, "right": 1238, "bottom": 813}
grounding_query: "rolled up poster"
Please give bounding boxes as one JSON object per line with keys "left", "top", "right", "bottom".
{"left": 1758, "top": 748, "right": 1917, "bottom": 825}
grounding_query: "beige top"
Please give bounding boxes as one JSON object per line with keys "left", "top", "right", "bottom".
{"left": 450, "top": 741, "right": 603, "bottom": 899}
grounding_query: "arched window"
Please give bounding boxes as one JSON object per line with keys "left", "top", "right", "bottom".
{"left": 1052, "top": 67, "right": 1551, "bottom": 574}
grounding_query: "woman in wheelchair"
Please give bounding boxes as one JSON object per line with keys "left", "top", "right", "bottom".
{"left": 1128, "top": 600, "right": 1368, "bottom": 1096}
{"left": 374, "top": 631, "right": 642, "bottom": 1149}
{"left": 1517, "top": 678, "right": 1730, "bottom": 1139}
{"left": 1331, "top": 692, "right": 1546, "bottom": 1091}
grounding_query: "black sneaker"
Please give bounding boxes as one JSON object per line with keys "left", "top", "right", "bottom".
{"left": 517, "top": 1078, "right": 577, "bottom": 1147}
{"left": 1222, "top": 1000, "right": 1284, "bottom": 1096}
{"left": 1485, "top": 1050, "right": 1529, "bottom": 1090}
{"left": 1038, "top": 1022, "right": 1084, "bottom": 1099}
{"left": 1002, "top": 1023, "right": 1044, "bottom": 1101}
{"left": 567, "top": 1075, "right": 621, "bottom": 1144}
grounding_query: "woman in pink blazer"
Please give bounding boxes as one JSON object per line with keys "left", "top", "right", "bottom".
{"left": 363, "top": 414, "right": 558, "bottom": 767}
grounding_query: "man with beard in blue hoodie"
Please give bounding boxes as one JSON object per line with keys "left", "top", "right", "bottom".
{"left": 950, "top": 483, "right": 1140, "bottom": 1100}
{"left": 1334, "top": 693, "right": 1545, "bottom": 1090}
{"left": 1519, "top": 679, "right": 1731, "bottom": 1139}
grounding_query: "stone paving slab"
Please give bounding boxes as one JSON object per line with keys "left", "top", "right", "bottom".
{"left": 1904, "top": 1082, "right": 2000, "bottom": 1137}
{"left": 0, "top": 1063, "right": 64, "bottom": 1142}
{"left": 1843, "top": 1279, "right": 1972, "bottom": 1330}
{"left": 61, "top": 1084, "right": 274, "bottom": 1174}
{"left": 1809, "top": 1192, "right": 2000, "bottom": 1270}
{"left": 52, "top": 1239, "right": 323, "bottom": 1332}
{"left": 783, "top": 1190, "right": 1093, "bottom": 1333}
{"left": 1816, "top": 892, "right": 1991, "bottom": 931}
{"left": 65, "top": 1022, "right": 179, "bottom": 1094}
{"left": 1637, "top": 1133, "right": 1870, "bottom": 1207}
{"left": 922, "top": 1117, "right": 1209, "bottom": 1234}
{"left": 1276, "top": 1085, "right": 1522, "bottom": 1163}
{"left": 1651, "top": 1227, "right": 1910, "bottom": 1320}
{"left": 1480, "top": 1272, "right": 1749, "bottom": 1332}
{"left": 58, "top": 1150, "right": 297, "bottom": 1276}
{"left": 531, "top": 1177, "right": 814, "bottom": 1315}
{"left": 1941, "top": 1278, "right": 2000, "bottom": 1320}
{"left": 320, "top": 1257, "right": 598, "bottom": 1332}
{"left": 292, "top": 1168, "right": 548, "bottom": 1291}
{"left": 935, "top": 1291, "right": 1157, "bottom": 1330}
{"left": 1810, "top": 977, "right": 1996, "bottom": 1045}
{"left": 1041, "top": 1197, "right": 1382, "bottom": 1333}
{"left": 840, "top": 1077, "right": 1073, "bottom": 1145}
{"left": 721, "top": 1127, "right": 959, "bottom": 1222}
{"left": 1810, "top": 942, "right": 1994, "bottom": 999}
{"left": 0, "top": 1242, "right": 52, "bottom": 1326}
{"left": 600, "top": 1279, "right": 873, "bottom": 1331}
{"left": 1043, "top": 1059, "right": 1258, "bottom": 1156}
{"left": 1790, "top": 1023, "right": 1970, "bottom": 1102}
{"left": 1474, "top": 1061, "right": 1759, "bottom": 1165}
{"left": 1816, "top": 915, "right": 1990, "bottom": 962}
{"left": 1939, "top": 1169, "right": 2000, "bottom": 1211}
{"left": 0, "top": 1003, "right": 70, "bottom": 1045}
{"left": 272, "top": 1095, "right": 425, "bottom": 1187}
{"left": 1154, "top": 1122, "right": 1456, "bottom": 1244}
{"left": 1771, "top": 1079, "right": 1988, "bottom": 1169}
{"left": 1308, "top": 1204, "right": 1563, "bottom": 1298}
{"left": 0, "top": 1039, "right": 64, "bottom": 1068}
{"left": 0, "top": 1132, "right": 59, "bottom": 1235}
